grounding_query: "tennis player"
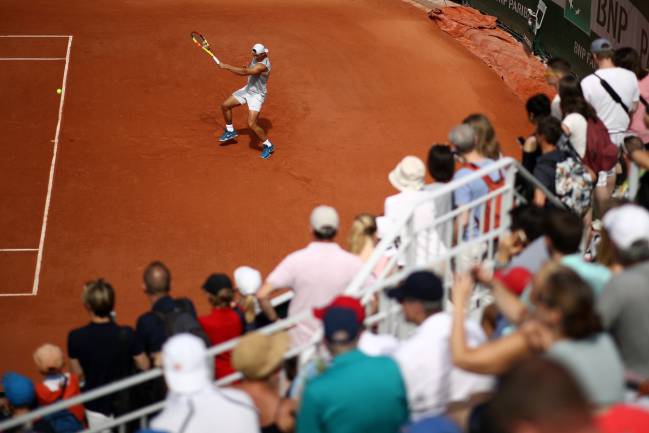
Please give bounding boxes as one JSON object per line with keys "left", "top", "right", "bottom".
{"left": 218, "top": 43, "right": 275, "bottom": 159}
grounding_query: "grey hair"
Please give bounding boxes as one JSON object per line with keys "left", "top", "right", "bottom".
{"left": 449, "top": 124, "right": 476, "bottom": 153}
{"left": 616, "top": 240, "right": 649, "bottom": 267}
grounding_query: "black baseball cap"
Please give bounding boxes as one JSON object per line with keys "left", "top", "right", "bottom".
{"left": 202, "top": 273, "right": 232, "bottom": 295}
{"left": 387, "top": 271, "right": 444, "bottom": 303}
{"left": 323, "top": 307, "right": 361, "bottom": 344}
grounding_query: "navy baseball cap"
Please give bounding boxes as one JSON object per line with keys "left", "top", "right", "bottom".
{"left": 2, "top": 372, "right": 35, "bottom": 407}
{"left": 202, "top": 273, "right": 232, "bottom": 295}
{"left": 387, "top": 271, "right": 444, "bottom": 304}
{"left": 591, "top": 38, "right": 613, "bottom": 54}
{"left": 323, "top": 307, "right": 361, "bottom": 343}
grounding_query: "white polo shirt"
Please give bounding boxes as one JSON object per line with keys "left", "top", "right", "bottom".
{"left": 394, "top": 313, "right": 494, "bottom": 421}
{"left": 581, "top": 67, "right": 639, "bottom": 145}
{"left": 266, "top": 242, "right": 366, "bottom": 346}
{"left": 151, "top": 385, "right": 259, "bottom": 433}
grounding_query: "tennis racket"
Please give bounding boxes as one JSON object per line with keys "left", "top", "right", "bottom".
{"left": 191, "top": 31, "right": 220, "bottom": 64}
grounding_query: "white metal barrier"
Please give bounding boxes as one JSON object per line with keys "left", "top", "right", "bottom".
{"left": 0, "top": 157, "right": 523, "bottom": 433}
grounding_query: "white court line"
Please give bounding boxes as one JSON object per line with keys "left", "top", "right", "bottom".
{"left": 0, "top": 293, "right": 35, "bottom": 297}
{"left": 31, "top": 35, "right": 73, "bottom": 295}
{"left": 0, "top": 57, "right": 65, "bottom": 61}
{"left": 0, "top": 35, "right": 71, "bottom": 38}
{"left": 0, "top": 248, "right": 38, "bottom": 252}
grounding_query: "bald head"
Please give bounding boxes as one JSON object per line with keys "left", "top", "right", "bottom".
{"left": 143, "top": 261, "right": 171, "bottom": 294}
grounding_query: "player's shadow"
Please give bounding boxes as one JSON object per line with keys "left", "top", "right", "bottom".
{"left": 219, "top": 118, "right": 273, "bottom": 150}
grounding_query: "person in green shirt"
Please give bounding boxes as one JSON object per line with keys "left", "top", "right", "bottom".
{"left": 296, "top": 307, "right": 409, "bottom": 433}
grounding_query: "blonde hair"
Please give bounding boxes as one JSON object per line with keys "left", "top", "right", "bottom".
{"left": 463, "top": 113, "right": 501, "bottom": 160}
{"left": 240, "top": 295, "right": 256, "bottom": 325}
{"left": 82, "top": 278, "right": 115, "bottom": 317}
{"left": 348, "top": 213, "right": 377, "bottom": 255}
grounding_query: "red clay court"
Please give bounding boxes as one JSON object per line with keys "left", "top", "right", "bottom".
{"left": 0, "top": 0, "right": 528, "bottom": 374}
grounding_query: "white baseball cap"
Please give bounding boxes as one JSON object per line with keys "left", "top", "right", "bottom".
{"left": 252, "top": 43, "right": 268, "bottom": 55}
{"left": 162, "top": 334, "right": 210, "bottom": 394}
{"left": 234, "top": 266, "right": 262, "bottom": 296}
{"left": 603, "top": 204, "right": 649, "bottom": 250}
{"left": 310, "top": 205, "right": 339, "bottom": 233}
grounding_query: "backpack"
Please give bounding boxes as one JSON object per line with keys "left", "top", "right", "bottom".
{"left": 555, "top": 137, "right": 594, "bottom": 215}
{"left": 158, "top": 298, "right": 212, "bottom": 347}
{"left": 41, "top": 378, "right": 83, "bottom": 433}
{"left": 583, "top": 117, "right": 619, "bottom": 173}
{"left": 461, "top": 162, "right": 504, "bottom": 232}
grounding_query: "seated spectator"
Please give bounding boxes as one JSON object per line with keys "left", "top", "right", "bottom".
{"left": 450, "top": 124, "right": 502, "bottom": 242}
{"left": 598, "top": 204, "right": 649, "bottom": 379}
{"left": 347, "top": 213, "right": 378, "bottom": 261}
{"left": 530, "top": 116, "right": 567, "bottom": 207}
{"left": 544, "top": 208, "right": 611, "bottom": 295}
{"left": 383, "top": 156, "right": 447, "bottom": 266}
{"left": 67, "top": 279, "right": 149, "bottom": 429}
{"left": 136, "top": 261, "right": 198, "bottom": 367}
{"left": 232, "top": 332, "right": 295, "bottom": 433}
{"left": 150, "top": 335, "right": 258, "bottom": 433}
{"left": 544, "top": 57, "right": 572, "bottom": 119}
{"left": 198, "top": 273, "right": 244, "bottom": 378}
{"left": 452, "top": 265, "right": 625, "bottom": 407}
{"left": 233, "top": 266, "right": 263, "bottom": 332}
{"left": 521, "top": 93, "right": 552, "bottom": 168}
{"left": 495, "top": 204, "right": 548, "bottom": 273}
{"left": 296, "top": 306, "right": 408, "bottom": 433}
{"left": 463, "top": 113, "right": 501, "bottom": 160}
{"left": 388, "top": 271, "right": 493, "bottom": 422}
{"left": 257, "top": 205, "right": 366, "bottom": 347}
{"left": 33, "top": 344, "right": 85, "bottom": 425}
{"left": 487, "top": 357, "right": 598, "bottom": 433}
{"left": 1, "top": 373, "right": 57, "bottom": 433}
{"left": 424, "top": 144, "right": 455, "bottom": 246}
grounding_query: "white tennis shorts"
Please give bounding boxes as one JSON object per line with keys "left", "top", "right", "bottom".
{"left": 232, "top": 87, "right": 265, "bottom": 112}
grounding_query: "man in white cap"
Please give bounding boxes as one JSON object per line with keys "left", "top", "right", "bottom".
{"left": 150, "top": 334, "right": 259, "bottom": 433}
{"left": 217, "top": 43, "right": 275, "bottom": 159}
{"left": 257, "top": 205, "right": 367, "bottom": 346}
{"left": 598, "top": 204, "right": 649, "bottom": 381}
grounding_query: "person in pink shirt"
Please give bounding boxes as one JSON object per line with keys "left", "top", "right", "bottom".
{"left": 614, "top": 47, "right": 649, "bottom": 144}
{"left": 257, "top": 205, "right": 367, "bottom": 347}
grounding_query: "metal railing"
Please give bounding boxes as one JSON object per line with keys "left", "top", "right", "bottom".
{"left": 2, "top": 157, "right": 540, "bottom": 433}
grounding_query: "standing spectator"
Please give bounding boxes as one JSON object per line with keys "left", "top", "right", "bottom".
{"left": 347, "top": 213, "right": 377, "bottom": 261}
{"left": 383, "top": 156, "right": 447, "bottom": 266}
{"left": 234, "top": 266, "right": 263, "bottom": 332}
{"left": 530, "top": 116, "right": 566, "bottom": 207}
{"left": 424, "top": 144, "right": 455, "bottom": 246}
{"left": 581, "top": 38, "right": 640, "bottom": 146}
{"left": 450, "top": 124, "right": 502, "bottom": 241}
{"left": 33, "top": 344, "right": 85, "bottom": 425}
{"left": 296, "top": 307, "right": 408, "bottom": 433}
{"left": 598, "top": 204, "right": 649, "bottom": 379}
{"left": 67, "top": 279, "right": 149, "bottom": 430}
{"left": 257, "top": 206, "right": 366, "bottom": 346}
{"left": 559, "top": 74, "right": 598, "bottom": 159}
{"left": 136, "top": 261, "right": 198, "bottom": 367}
{"left": 150, "top": 335, "right": 259, "bottom": 433}
{"left": 388, "top": 271, "right": 493, "bottom": 421}
{"left": 1, "top": 373, "right": 55, "bottom": 433}
{"left": 198, "top": 273, "right": 244, "bottom": 378}
{"left": 614, "top": 47, "right": 649, "bottom": 144}
{"left": 544, "top": 208, "right": 611, "bottom": 295}
{"left": 519, "top": 94, "right": 553, "bottom": 200}
{"left": 544, "top": 57, "right": 572, "bottom": 119}
{"left": 232, "top": 332, "right": 295, "bottom": 433}
{"left": 463, "top": 113, "right": 501, "bottom": 160}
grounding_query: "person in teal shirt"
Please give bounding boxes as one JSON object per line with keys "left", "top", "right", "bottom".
{"left": 296, "top": 307, "right": 409, "bottom": 433}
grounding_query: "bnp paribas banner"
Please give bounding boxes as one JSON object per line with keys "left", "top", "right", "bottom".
{"left": 467, "top": 0, "right": 649, "bottom": 78}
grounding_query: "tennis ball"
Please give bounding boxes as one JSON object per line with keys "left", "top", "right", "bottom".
{"left": 56, "top": 88, "right": 62, "bottom": 95}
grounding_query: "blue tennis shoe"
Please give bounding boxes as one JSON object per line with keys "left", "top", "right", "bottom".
{"left": 260, "top": 145, "right": 274, "bottom": 159}
{"left": 219, "top": 129, "right": 238, "bottom": 142}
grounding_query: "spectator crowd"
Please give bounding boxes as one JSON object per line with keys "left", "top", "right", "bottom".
{"left": 3, "top": 38, "right": 649, "bottom": 433}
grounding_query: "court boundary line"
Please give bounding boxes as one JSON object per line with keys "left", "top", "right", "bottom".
{"left": 0, "top": 249, "right": 38, "bottom": 252}
{"left": 0, "top": 35, "right": 71, "bottom": 38}
{"left": 30, "top": 34, "right": 73, "bottom": 296}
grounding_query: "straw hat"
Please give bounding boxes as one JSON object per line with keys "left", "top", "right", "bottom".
{"left": 388, "top": 156, "right": 425, "bottom": 192}
{"left": 232, "top": 332, "right": 289, "bottom": 380}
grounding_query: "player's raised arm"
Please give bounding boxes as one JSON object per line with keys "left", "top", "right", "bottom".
{"left": 218, "top": 62, "right": 267, "bottom": 76}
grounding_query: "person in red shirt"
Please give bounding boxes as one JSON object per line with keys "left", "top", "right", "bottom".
{"left": 198, "top": 273, "right": 244, "bottom": 378}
